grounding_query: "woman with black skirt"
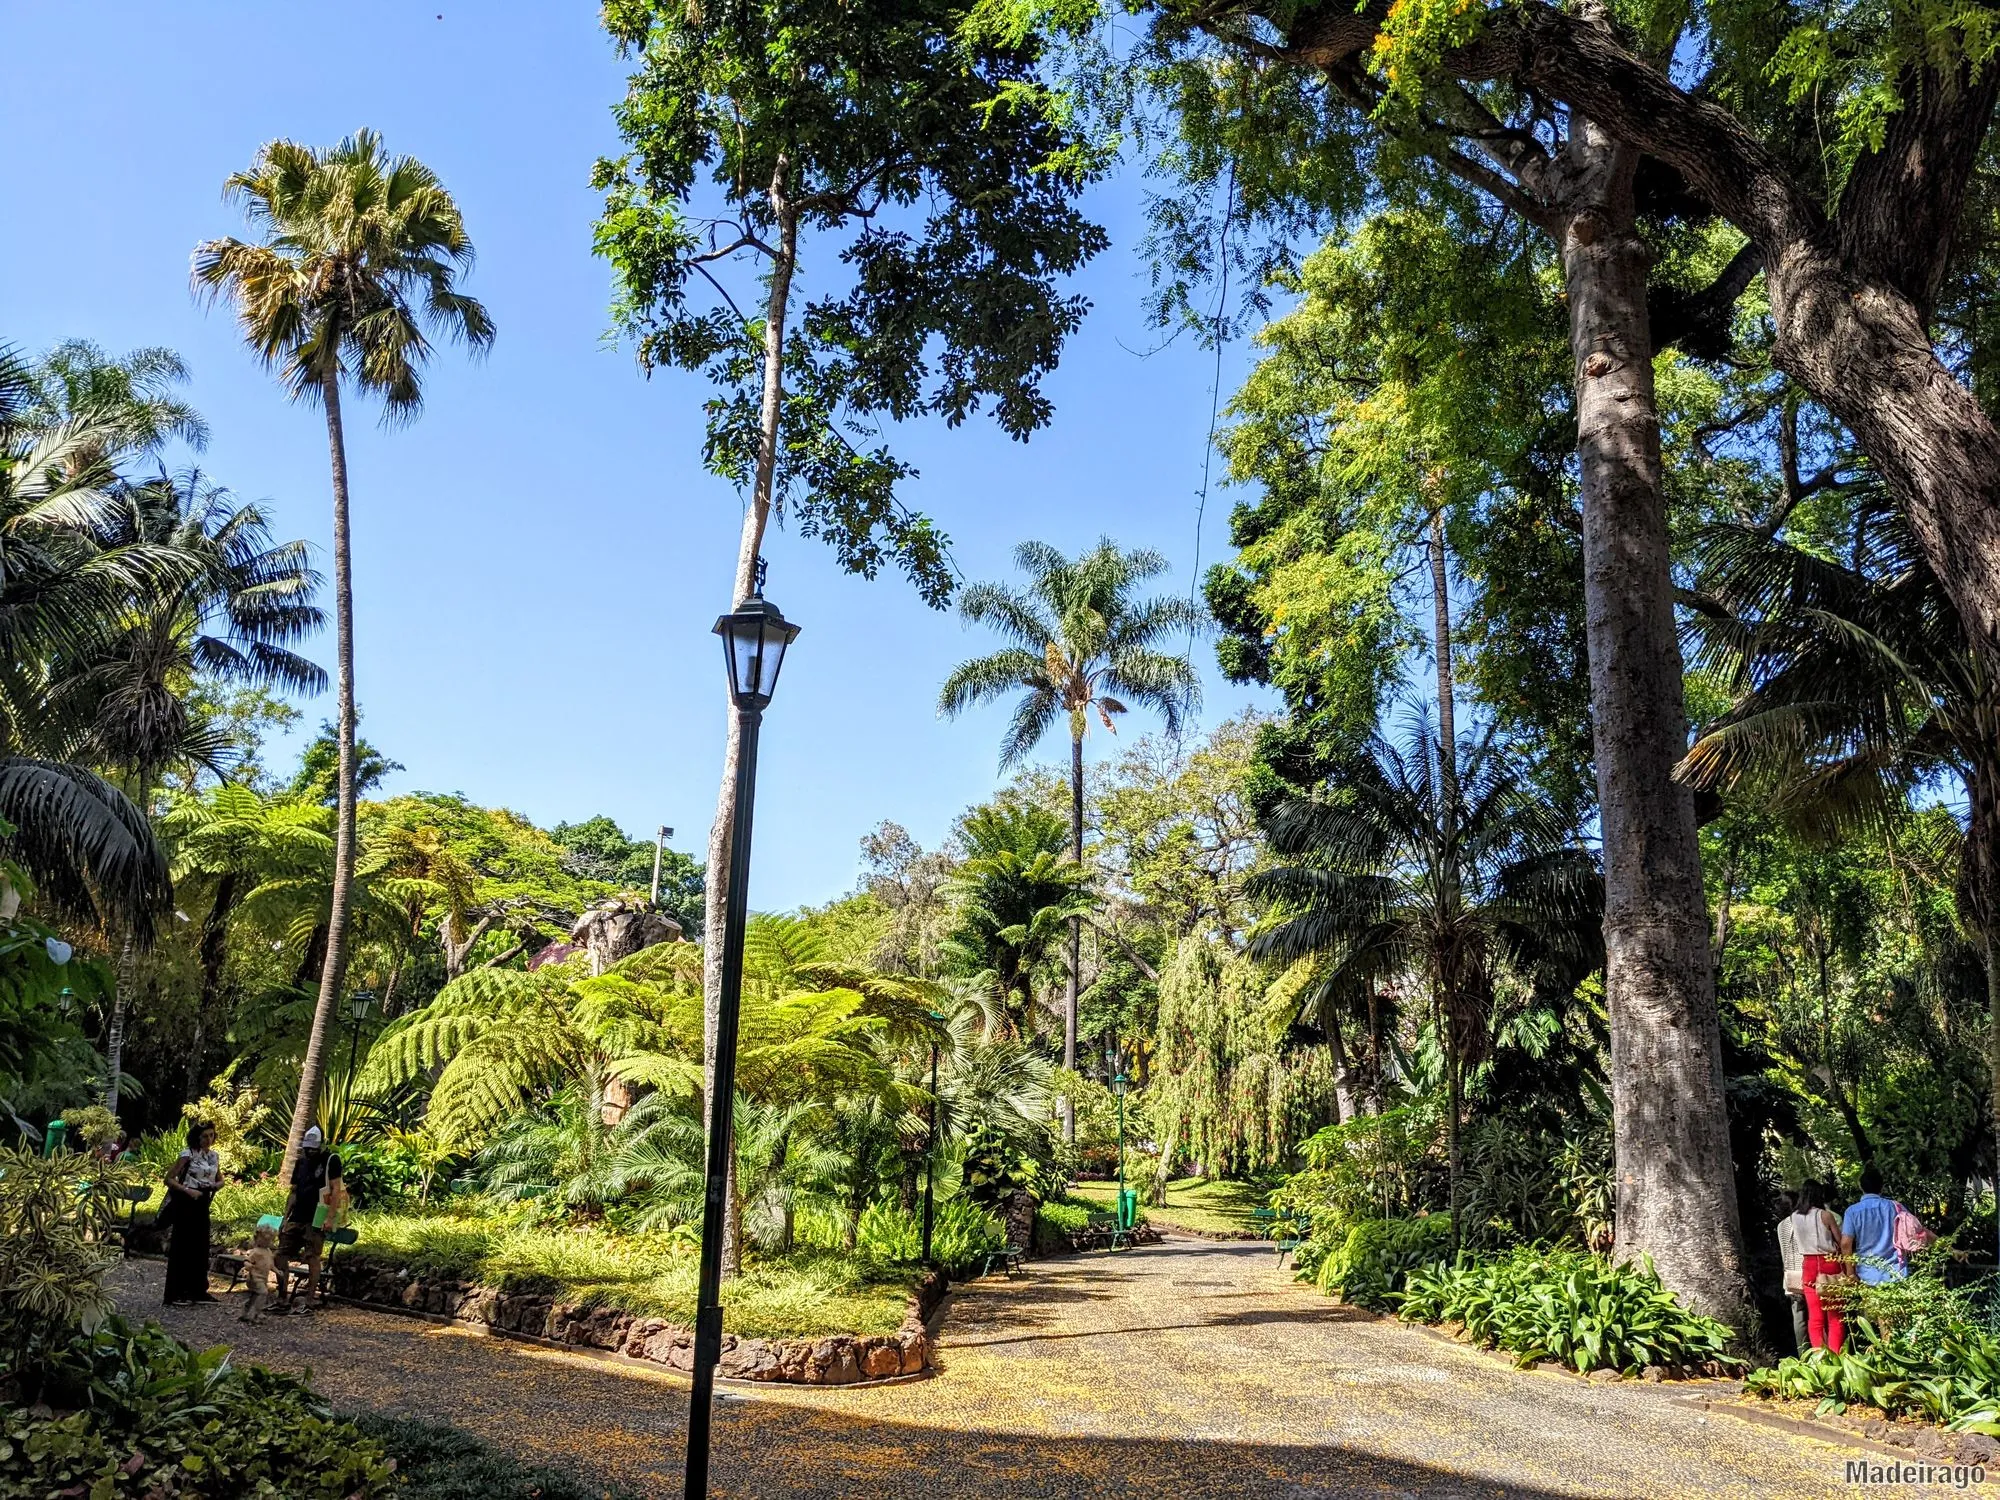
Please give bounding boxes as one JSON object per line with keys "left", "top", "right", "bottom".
{"left": 162, "top": 1121, "right": 222, "bottom": 1305}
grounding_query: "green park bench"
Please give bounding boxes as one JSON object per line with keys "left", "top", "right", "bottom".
{"left": 216, "top": 1213, "right": 359, "bottom": 1300}
{"left": 111, "top": 1183, "right": 150, "bottom": 1254}
{"left": 1273, "top": 1213, "right": 1312, "bottom": 1269}
{"left": 980, "top": 1242, "right": 1026, "bottom": 1279}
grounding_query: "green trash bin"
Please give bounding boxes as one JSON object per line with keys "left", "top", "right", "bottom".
{"left": 1117, "top": 1188, "right": 1137, "bottom": 1229}
{"left": 43, "top": 1119, "right": 67, "bottom": 1157}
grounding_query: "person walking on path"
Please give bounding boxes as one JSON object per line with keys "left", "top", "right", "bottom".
{"left": 162, "top": 1121, "right": 222, "bottom": 1305}
{"left": 1789, "top": 1182, "right": 1846, "bottom": 1352}
{"left": 1775, "top": 1196, "right": 1809, "bottom": 1354}
{"left": 1840, "top": 1166, "right": 1905, "bottom": 1286}
{"left": 276, "top": 1125, "right": 340, "bottom": 1311}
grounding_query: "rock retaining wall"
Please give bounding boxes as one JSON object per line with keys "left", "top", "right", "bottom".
{"left": 290, "top": 1258, "right": 946, "bottom": 1385}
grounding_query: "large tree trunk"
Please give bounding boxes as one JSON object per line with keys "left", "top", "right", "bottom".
{"left": 283, "top": 377, "right": 359, "bottom": 1185}
{"left": 1063, "top": 731, "right": 1082, "bottom": 1142}
{"left": 1562, "top": 125, "right": 1755, "bottom": 1331}
{"left": 702, "top": 162, "right": 796, "bottom": 1277}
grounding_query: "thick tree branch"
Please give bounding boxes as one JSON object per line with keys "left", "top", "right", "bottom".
{"left": 1651, "top": 240, "right": 1763, "bottom": 359}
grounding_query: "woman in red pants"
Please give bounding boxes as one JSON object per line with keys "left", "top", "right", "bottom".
{"left": 1788, "top": 1182, "right": 1847, "bottom": 1353}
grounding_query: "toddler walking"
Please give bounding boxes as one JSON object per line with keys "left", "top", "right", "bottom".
{"left": 239, "top": 1224, "right": 281, "bottom": 1323}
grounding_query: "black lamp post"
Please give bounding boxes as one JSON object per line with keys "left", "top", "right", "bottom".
{"left": 920, "top": 1011, "right": 944, "bottom": 1265}
{"left": 684, "top": 585, "right": 800, "bottom": 1500}
{"left": 1113, "top": 1069, "right": 1130, "bottom": 1229}
{"left": 342, "top": 990, "right": 376, "bottom": 1127}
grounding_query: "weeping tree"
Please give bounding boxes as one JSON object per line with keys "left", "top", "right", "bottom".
{"left": 1248, "top": 720, "right": 1602, "bottom": 1248}
{"left": 1149, "top": 937, "right": 1343, "bottom": 1192}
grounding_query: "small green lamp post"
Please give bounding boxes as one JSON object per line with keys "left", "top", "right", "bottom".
{"left": 1113, "top": 1070, "right": 1132, "bottom": 1229}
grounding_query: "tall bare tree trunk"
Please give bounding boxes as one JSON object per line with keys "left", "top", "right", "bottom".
{"left": 101, "top": 930, "right": 136, "bottom": 1112}
{"left": 1561, "top": 122, "right": 1754, "bottom": 1330}
{"left": 1429, "top": 506, "right": 1463, "bottom": 1248}
{"left": 283, "top": 377, "right": 358, "bottom": 1184}
{"left": 702, "top": 159, "right": 796, "bottom": 1276}
{"left": 1062, "top": 731, "right": 1082, "bottom": 1142}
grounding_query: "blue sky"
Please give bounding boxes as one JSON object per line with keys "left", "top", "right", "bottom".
{"left": 2, "top": 0, "right": 1275, "bottom": 911}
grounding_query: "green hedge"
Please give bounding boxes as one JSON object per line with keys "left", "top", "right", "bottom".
{"left": 1398, "top": 1247, "right": 1737, "bottom": 1374}
{"left": 1033, "top": 1199, "right": 1094, "bottom": 1253}
{"left": 1312, "top": 1214, "right": 1454, "bottom": 1309}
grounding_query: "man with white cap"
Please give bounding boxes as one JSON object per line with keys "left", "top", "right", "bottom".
{"left": 275, "top": 1125, "right": 341, "bottom": 1311}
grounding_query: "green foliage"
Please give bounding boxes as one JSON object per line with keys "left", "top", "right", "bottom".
{"left": 1279, "top": 1103, "right": 1444, "bottom": 1236}
{"left": 1311, "top": 1213, "right": 1454, "bottom": 1309}
{"left": 1748, "top": 1262, "right": 2000, "bottom": 1431}
{"left": 0, "top": 1146, "right": 147, "bottom": 1376}
{"left": 1397, "top": 1248, "right": 1738, "bottom": 1374}
{"left": 854, "top": 1196, "right": 1004, "bottom": 1275}
{"left": 3, "top": 1317, "right": 394, "bottom": 1498}
{"left": 349, "top": 1414, "right": 639, "bottom": 1500}
{"left": 1033, "top": 1196, "right": 1093, "bottom": 1252}
{"left": 593, "top": 0, "right": 1106, "bottom": 603}
{"left": 959, "top": 1120, "right": 1042, "bottom": 1210}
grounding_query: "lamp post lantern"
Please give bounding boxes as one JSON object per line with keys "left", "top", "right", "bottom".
{"left": 1113, "top": 1069, "right": 1130, "bottom": 1230}
{"left": 341, "top": 990, "right": 376, "bottom": 1129}
{"left": 684, "top": 585, "right": 799, "bottom": 1500}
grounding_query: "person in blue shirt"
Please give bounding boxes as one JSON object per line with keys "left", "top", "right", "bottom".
{"left": 1840, "top": 1166, "right": 1903, "bottom": 1285}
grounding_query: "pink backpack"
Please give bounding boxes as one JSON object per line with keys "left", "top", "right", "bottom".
{"left": 1892, "top": 1202, "right": 1936, "bottom": 1267}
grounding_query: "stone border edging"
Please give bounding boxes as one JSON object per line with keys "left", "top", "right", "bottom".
{"left": 1694, "top": 1395, "right": 2000, "bottom": 1467}
{"left": 250, "top": 1255, "right": 947, "bottom": 1386}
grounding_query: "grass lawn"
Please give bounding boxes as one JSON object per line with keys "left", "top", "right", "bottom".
{"left": 170, "top": 1187, "right": 915, "bottom": 1340}
{"left": 1069, "top": 1176, "right": 1273, "bottom": 1237}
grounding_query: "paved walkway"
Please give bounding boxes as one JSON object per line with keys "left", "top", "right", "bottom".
{"left": 113, "top": 1240, "right": 1952, "bottom": 1498}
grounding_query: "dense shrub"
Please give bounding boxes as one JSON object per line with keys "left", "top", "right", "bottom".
{"left": 351, "top": 1414, "right": 639, "bottom": 1499}
{"left": 1398, "top": 1247, "right": 1737, "bottom": 1374}
{"left": 855, "top": 1197, "right": 1003, "bottom": 1275}
{"left": 0, "top": 1145, "right": 147, "bottom": 1380}
{"left": 1746, "top": 1263, "right": 2000, "bottom": 1431}
{"left": 2, "top": 1317, "right": 394, "bottom": 1498}
{"left": 1313, "top": 1214, "right": 1454, "bottom": 1309}
{"left": 1033, "top": 1198, "right": 1093, "bottom": 1253}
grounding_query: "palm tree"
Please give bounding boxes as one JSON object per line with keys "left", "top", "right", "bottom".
{"left": 23, "top": 340, "right": 209, "bottom": 471}
{"left": 0, "top": 349, "right": 173, "bottom": 933}
{"left": 939, "top": 540, "right": 1201, "bottom": 1138}
{"left": 941, "top": 804, "right": 1093, "bottom": 1032}
{"left": 53, "top": 468, "right": 323, "bottom": 1109}
{"left": 1679, "top": 503, "right": 2000, "bottom": 1227}
{"left": 159, "top": 784, "right": 334, "bottom": 1096}
{"left": 194, "top": 128, "right": 494, "bottom": 1177}
{"left": 1248, "top": 718, "right": 1601, "bottom": 1245}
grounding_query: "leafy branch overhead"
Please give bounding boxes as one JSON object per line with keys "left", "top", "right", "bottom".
{"left": 592, "top": 0, "right": 1111, "bottom": 606}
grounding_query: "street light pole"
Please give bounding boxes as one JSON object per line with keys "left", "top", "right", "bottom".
{"left": 650, "top": 825, "right": 672, "bottom": 907}
{"left": 921, "top": 1030, "right": 940, "bottom": 1265}
{"left": 1114, "top": 1067, "right": 1130, "bottom": 1230}
{"left": 684, "top": 586, "right": 799, "bottom": 1500}
{"left": 341, "top": 990, "right": 376, "bottom": 1132}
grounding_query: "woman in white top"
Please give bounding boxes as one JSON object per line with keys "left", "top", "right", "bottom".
{"left": 1789, "top": 1182, "right": 1846, "bottom": 1352}
{"left": 163, "top": 1121, "right": 223, "bottom": 1305}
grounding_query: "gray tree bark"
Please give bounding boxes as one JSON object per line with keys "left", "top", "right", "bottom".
{"left": 701, "top": 158, "right": 797, "bottom": 1276}
{"left": 1560, "top": 122, "right": 1754, "bottom": 1330}
{"left": 283, "top": 375, "right": 358, "bottom": 1184}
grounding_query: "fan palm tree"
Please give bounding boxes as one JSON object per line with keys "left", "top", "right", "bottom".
{"left": 939, "top": 539, "right": 1202, "bottom": 1138}
{"left": 1678, "top": 502, "right": 2000, "bottom": 1214}
{"left": 0, "top": 350, "right": 173, "bottom": 932}
{"left": 1248, "top": 718, "right": 1602, "bottom": 1245}
{"left": 51, "top": 468, "right": 324, "bottom": 1108}
{"left": 194, "top": 128, "right": 494, "bottom": 1177}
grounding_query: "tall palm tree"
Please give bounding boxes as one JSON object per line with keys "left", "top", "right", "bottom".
{"left": 941, "top": 804, "right": 1093, "bottom": 1031}
{"left": 939, "top": 539, "right": 1201, "bottom": 1138}
{"left": 1248, "top": 718, "right": 1602, "bottom": 1245}
{"left": 193, "top": 128, "right": 494, "bottom": 1177}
